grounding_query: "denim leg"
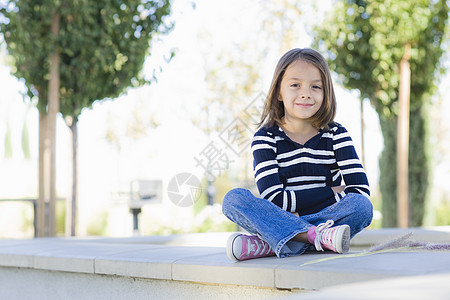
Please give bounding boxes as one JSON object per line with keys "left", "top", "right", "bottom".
{"left": 222, "top": 189, "right": 373, "bottom": 258}
{"left": 302, "top": 193, "right": 373, "bottom": 238}
{"left": 222, "top": 188, "right": 312, "bottom": 258}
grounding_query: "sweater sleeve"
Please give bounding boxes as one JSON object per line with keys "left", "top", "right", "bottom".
{"left": 332, "top": 126, "right": 370, "bottom": 200}
{"left": 252, "top": 130, "right": 335, "bottom": 215}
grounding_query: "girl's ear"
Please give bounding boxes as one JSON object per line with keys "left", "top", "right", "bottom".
{"left": 278, "top": 94, "right": 283, "bottom": 101}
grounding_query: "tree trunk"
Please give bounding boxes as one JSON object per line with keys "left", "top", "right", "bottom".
{"left": 37, "top": 111, "right": 47, "bottom": 237}
{"left": 360, "top": 97, "right": 366, "bottom": 167}
{"left": 397, "top": 44, "right": 411, "bottom": 228}
{"left": 37, "top": 11, "right": 60, "bottom": 237}
{"left": 66, "top": 117, "right": 78, "bottom": 236}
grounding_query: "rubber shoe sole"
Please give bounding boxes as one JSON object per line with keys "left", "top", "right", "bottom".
{"left": 226, "top": 233, "right": 242, "bottom": 261}
{"left": 335, "top": 225, "right": 350, "bottom": 254}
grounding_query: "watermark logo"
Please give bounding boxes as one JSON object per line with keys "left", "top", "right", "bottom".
{"left": 218, "top": 116, "right": 254, "bottom": 156}
{"left": 168, "top": 92, "right": 266, "bottom": 207}
{"left": 194, "top": 141, "right": 234, "bottom": 181}
{"left": 195, "top": 91, "right": 266, "bottom": 181}
{"left": 167, "top": 173, "right": 202, "bottom": 207}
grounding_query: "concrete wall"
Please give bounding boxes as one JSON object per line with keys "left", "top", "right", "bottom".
{"left": 0, "top": 266, "right": 300, "bottom": 300}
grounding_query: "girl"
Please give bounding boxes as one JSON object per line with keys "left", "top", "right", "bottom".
{"left": 222, "top": 48, "right": 373, "bottom": 261}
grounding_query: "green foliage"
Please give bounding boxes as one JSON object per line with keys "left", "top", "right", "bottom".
{"left": 378, "top": 116, "right": 397, "bottom": 227}
{"left": 193, "top": 172, "right": 234, "bottom": 214}
{"left": 4, "top": 120, "right": 12, "bottom": 159}
{"left": 19, "top": 202, "right": 34, "bottom": 237}
{"left": 56, "top": 199, "right": 66, "bottom": 235}
{"left": 191, "top": 211, "right": 236, "bottom": 233}
{"left": 379, "top": 95, "right": 430, "bottom": 228}
{"left": 368, "top": 191, "right": 382, "bottom": 229}
{"left": 313, "top": 0, "right": 449, "bottom": 227}
{"left": 192, "top": 178, "right": 208, "bottom": 215}
{"left": 21, "top": 118, "right": 30, "bottom": 159}
{"left": 1, "top": 0, "right": 173, "bottom": 236}
{"left": 408, "top": 106, "right": 429, "bottom": 226}
{"left": 86, "top": 209, "right": 108, "bottom": 236}
{"left": 0, "top": 0, "right": 173, "bottom": 118}
{"left": 315, "top": 0, "right": 448, "bottom": 117}
{"left": 434, "top": 201, "right": 450, "bottom": 226}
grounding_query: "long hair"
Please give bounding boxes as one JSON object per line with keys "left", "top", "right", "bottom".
{"left": 258, "top": 48, "right": 337, "bottom": 130}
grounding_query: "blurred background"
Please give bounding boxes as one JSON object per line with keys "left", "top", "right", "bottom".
{"left": 0, "top": 0, "right": 448, "bottom": 239}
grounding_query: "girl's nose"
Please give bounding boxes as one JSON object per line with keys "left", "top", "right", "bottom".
{"left": 300, "top": 88, "right": 311, "bottom": 99}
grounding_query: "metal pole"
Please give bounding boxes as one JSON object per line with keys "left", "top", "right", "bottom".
{"left": 131, "top": 208, "right": 141, "bottom": 235}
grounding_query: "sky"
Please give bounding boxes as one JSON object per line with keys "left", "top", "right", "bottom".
{"left": 0, "top": 0, "right": 448, "bottom": 236}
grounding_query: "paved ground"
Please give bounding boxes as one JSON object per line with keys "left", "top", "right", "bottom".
{"left": 0, "top": 226, "right": 449, "bottom": 299}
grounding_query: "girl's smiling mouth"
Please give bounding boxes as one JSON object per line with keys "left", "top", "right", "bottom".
{"left": 295, "top": 103, "right": 313, "bottom": 107}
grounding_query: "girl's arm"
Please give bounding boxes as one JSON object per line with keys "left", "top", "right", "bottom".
{"left": 332, "top": 126, "right": 370, "bottom": 200}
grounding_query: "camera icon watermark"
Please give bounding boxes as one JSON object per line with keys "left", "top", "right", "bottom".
{"left": 167, "top": 173, "right": 202, "bottom": 207}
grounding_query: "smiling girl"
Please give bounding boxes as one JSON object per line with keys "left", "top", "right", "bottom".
{"left": 222, "top": 48, "right": 373, "bottom": 261}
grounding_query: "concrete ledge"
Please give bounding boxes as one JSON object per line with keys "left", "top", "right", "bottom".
{"left": 0, "top": 267, "right": 296, "bottom": 299}
{"left": 351, "top": 226, "right": 450, "bottom": 248}
{"left": 0, "top": 227, "right": 449, "bottom": 299}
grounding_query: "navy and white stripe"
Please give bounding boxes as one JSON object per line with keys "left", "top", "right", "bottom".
{"left": 252, "top": 123, "right": 370, "bottom": 216}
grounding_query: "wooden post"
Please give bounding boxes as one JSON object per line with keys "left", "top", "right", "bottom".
{"left": 37, "top": 112, "right": 47, "bottom": 237}
{"left": 47, "top": 12, "right": 60, "bottom": 236}
{"left": 397, "top": 44, "right": 411, "bottom": 228}
{"left": 66, "top": 117, "right": 78, "bottom": 236}
{"left": 360, "top": 97, "right": 366, "bottom": 168}
{"left": 37, "top": 12, "right": 60, "bottom": 237}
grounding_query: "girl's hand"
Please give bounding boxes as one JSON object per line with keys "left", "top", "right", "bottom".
{"left": 291, "top": 212, "right": 299, "bottom": 217}
{"left": 331, "top": 186, "right": 346, "bottom": 195}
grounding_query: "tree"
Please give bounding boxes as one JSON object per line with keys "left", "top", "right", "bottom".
{"left": 0, "top": 0, "right": 173, "bottom": 236}
{"left": 313, "top": 0, "right": 449, "bottom": 227}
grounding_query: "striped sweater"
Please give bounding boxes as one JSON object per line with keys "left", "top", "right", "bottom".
{"left": 252, "top": 123, "right": 370, "bottom": 216}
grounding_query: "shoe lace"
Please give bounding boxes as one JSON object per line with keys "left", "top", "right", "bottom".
{"left": 247, "top": 236, "right": 271, "bottom": 256}
{"left": 314, "top": 220, "right": 334, "bottom": 251}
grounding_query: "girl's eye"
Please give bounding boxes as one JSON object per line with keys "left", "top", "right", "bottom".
{"left": 290, "top": 83, "right": 300, "bottom": 88}
{"left": 313, "top": 85, "right": 322, "bottom": 90}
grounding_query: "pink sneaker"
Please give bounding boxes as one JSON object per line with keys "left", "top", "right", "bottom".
{"left": 314, "top": 220, "right": 350, "bottom": 254}
{"left": 226, "top": 233, "right": 275, "bottom": 261}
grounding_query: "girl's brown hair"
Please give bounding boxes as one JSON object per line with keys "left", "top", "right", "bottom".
{"left": 259, "top": 48, "right": 337, "bottom": 131}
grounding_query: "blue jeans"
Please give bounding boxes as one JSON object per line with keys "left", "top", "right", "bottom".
{"left": 222, "top": 188, "right": 373, "bottom": 258}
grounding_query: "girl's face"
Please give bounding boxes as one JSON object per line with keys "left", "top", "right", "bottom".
{"left": 278, "top": 60, "right": 324, "bottom": 125}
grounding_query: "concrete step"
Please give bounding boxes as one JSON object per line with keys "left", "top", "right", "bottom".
{"left": 0, "top": 227, "right": 449, "bottom": 299}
